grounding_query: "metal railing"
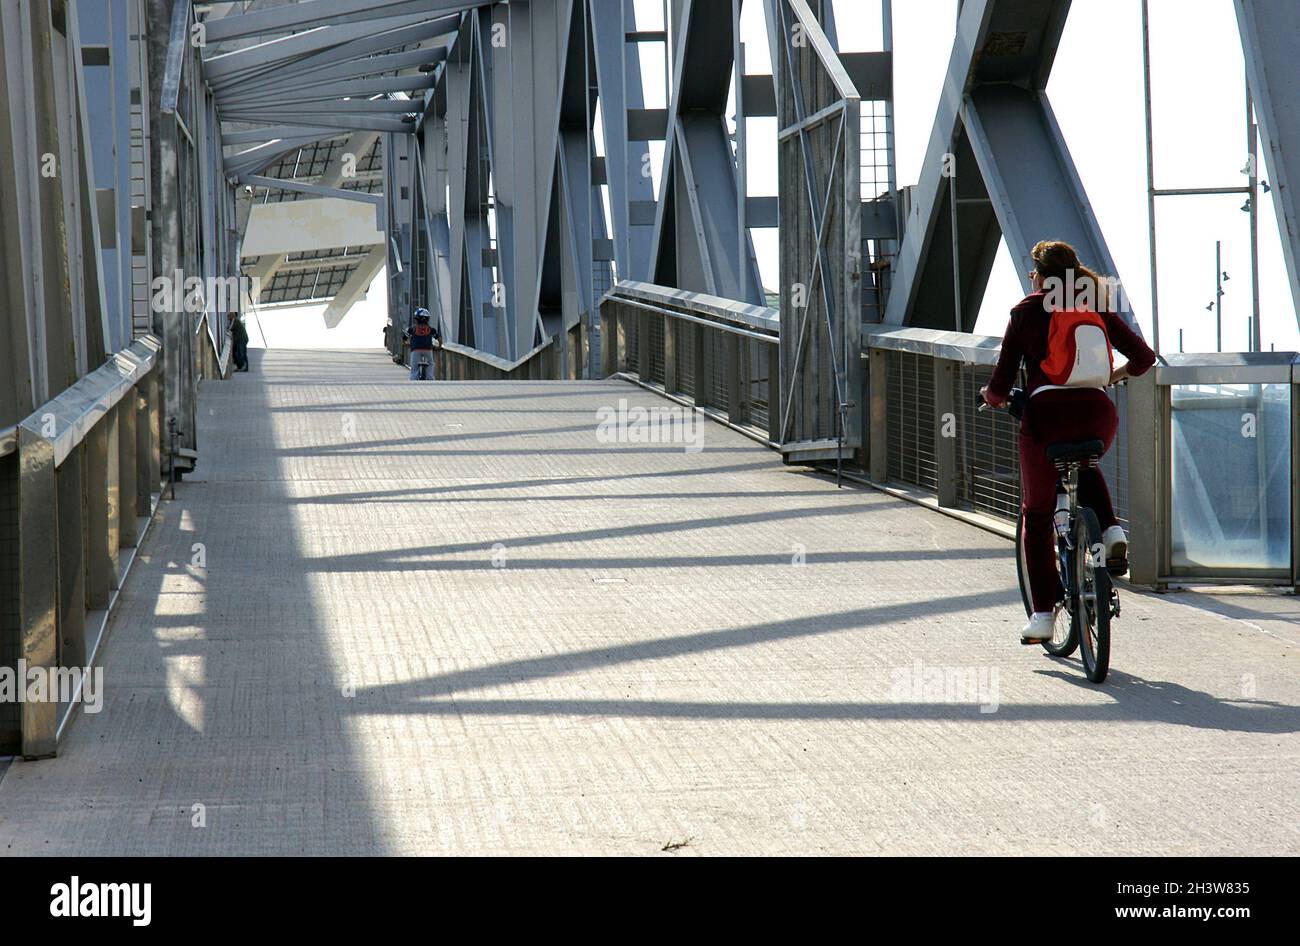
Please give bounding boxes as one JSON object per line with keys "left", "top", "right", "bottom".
{"left": 863, "top": 328, "right": 1300, "bottom": 589}
{"left": 602, "top": 289, "right": 1297, "bottom": 590}
{"left": 436, "top": 337, "right": 563, "bottom": 381}
{"left": 600, "top": 282, "right": 780, "bottom": 443}
{"left": 0, "top": 336, "right": 163, "bottom": 758}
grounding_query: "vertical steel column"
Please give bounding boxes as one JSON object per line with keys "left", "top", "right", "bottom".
{"left": 148, "top": 0, "right": 192, "bottom": 474}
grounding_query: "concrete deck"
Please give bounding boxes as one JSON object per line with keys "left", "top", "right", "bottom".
{"left": 1, "top": 348, "right": 1297, "bottom": 855}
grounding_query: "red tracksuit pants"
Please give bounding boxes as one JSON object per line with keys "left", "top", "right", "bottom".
{"left": 1019, "top": 388, "right": 1119, "bottom": 613}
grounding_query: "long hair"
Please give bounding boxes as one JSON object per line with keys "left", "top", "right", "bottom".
{"left": 1030, "top": 239, "right": 1115, "bottom": 313}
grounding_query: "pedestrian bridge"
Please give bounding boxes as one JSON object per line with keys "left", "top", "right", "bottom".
{"left": 1, "top": 349, "right": 1296, "bottom": 855}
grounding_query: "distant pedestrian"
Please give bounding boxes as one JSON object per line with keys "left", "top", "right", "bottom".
{"left": 406, "top": 307, "right": 441, "bottom": 381}
{"left": 229, "top": 312, "right": 250, "bottom": 372}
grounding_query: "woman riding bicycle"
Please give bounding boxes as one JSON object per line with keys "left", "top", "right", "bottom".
{"left": 980, "top": 240, "right": 1156, "bottom": 645}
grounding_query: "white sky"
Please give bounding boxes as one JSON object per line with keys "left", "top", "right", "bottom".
{"left": 272, "top": 0, "right": 1296, "bottom": 356}
{"left": 247, "top": 267, "right": 389, "bottom": 349}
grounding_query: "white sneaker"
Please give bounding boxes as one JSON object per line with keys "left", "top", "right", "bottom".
{"left": 1102, "top": 525, "right": 1128, "bottom": 574}
{"left": 1020, "top": 611, "right": 1056, "bottom": 644}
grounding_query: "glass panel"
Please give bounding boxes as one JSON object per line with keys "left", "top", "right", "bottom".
{"left": 1170, "top": 383, "right": 1290, "bottom": 572}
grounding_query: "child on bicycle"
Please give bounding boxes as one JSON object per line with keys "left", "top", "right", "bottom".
{"left": 980, "top": 240, "right": 1156, "bottom": 645}
{"left": 407, "top": 307, "right": 441, "bottom": 381}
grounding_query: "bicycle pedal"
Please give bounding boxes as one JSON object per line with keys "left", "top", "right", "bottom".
{"left": 1106, "top": 557, "right": 1128, "bottom": 576}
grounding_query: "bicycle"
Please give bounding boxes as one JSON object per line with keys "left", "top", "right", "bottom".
{"left": 403, "top": 329, "right": 434, "bottom": 381}
{"left": 980, "top": 389, "right": 1118, "bottom": 683}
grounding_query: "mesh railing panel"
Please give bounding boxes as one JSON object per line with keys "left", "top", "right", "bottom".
{"left": 646, "top": 313, "right": 665, "bottom": 386}
{"left": 624, "top": 305, "right": 638, "bottom": 369}
{"left": 703, "top": 329, "right": 728, "bottom": 412}
{"left": 676, "top": 322, "right": 695, "bottom": 397}
{"left": 955, "top": 364, "right": 1021, "bottom": 520}
{"left": 747, "top": 338, "right": 770, "bottom": 432}
{"left": 885, "top": 350, "right": 937, "bottom": 491}
{"left": 1100, "top": 384, "right": 1129, "bottom": 528}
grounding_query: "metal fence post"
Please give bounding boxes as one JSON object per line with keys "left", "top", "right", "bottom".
{"left": 17, "top": 425, "right": 58, "bottom": 759}
{"left": 869, "top": 347, "right": 888, "bottom": 482}
{"left": 935, "top": 358, "right": 957, "bottom": 507}
{"left": 119, "top": 397, "right": 140, "bottom": 549}
{"left": 637, "top": 309, "right": 651, "bottom": 379}
{"left": 725, "top": 333, "right": 744, "bottom": 425}
{"left": 613, "top": 306, "right": 624, "bottom": 374}
{"left": 136, "top": 382, "right": 153, "bottom": 515}
{"left": 664, "top": 317, "right": 678, "bottom": 393}
{"left": 84, "top": 409, "right": 120, "bottom": 610}
{"left": 1126, "top": 370, "right": 1164, "bottom": 587}
{"left": 54, "top": 447, "right": 86, "bottom": 678}
{"left": 767, "top": 343, "right": 781, "bottom": 443}
{"left": 146, "top": 367, "right": 162, "bottom": 493}
{"left": 694, "top": 323, "right": 709, "bottom": 410}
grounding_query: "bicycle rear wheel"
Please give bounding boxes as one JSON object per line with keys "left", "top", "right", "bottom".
{"left": 1015, "top": 510, "right": 1076, "bottom": 657}
{"left": 1073, "top": 506, "right": 1111, "bottom": 683}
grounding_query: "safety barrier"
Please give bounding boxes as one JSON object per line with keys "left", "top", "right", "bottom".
{"left": 1145, "top": 353, "right": 1297, "bottom": 587}
{"left": 436, "top": 337, "right": 563, "bottom": 382}
{"left": 600, "top": 282, "right": 780, "bottom": 444}
{"left": 0, "top": 336, "right": 163, "bottom": 758}
{"left": 862, "top": 325, "right": 1130, "bottom": 529}
{"left": 602, "top": 283, "right": 1297, "bottom": 590}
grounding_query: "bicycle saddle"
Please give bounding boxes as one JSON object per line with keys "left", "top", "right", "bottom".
{"left": 1046, "top": 439, "right": 1105, "bottom": 462}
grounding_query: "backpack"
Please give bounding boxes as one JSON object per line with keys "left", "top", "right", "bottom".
{"left": 1040, "top": 309, "right": 1112, "bottom": 387}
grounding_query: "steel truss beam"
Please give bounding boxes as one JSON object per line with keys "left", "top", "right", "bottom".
{"left": 648, "top": 0, "right": 764, "bottom": 304}
{"left": 882, "top": 0, "right": 1133, "bottom": 335}
{"left": 202, "top": 0, "right": 478, "bottom": 44}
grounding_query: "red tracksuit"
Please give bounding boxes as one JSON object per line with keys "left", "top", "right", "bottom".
{"left": 986, "top": 292, "right": 1156, "bottom": 612}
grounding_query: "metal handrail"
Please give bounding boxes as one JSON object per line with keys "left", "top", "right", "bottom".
{"left": 6, "top": 332, "right": 163, "bottom": 758}
{"left": 615, "top": 280, "right": 780, "bottom": 335}
{"left": 613, "top": 297, "right": 779, "bottom": 345}
{"left": 863, "top": 326, "right": 1002, "bottom": 366}
{"left": 440, "top": 334, "right": 556, "bottom": 373}
{"left": 16, "top": 335, "right": 161, "bottom": 468}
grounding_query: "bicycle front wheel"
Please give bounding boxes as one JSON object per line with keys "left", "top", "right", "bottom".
{"left": 1073, "top": 506, "right": 1112, "bottom": 683}
{"left": 1015, "top": 510, "right": 1076, "bottom": 657}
